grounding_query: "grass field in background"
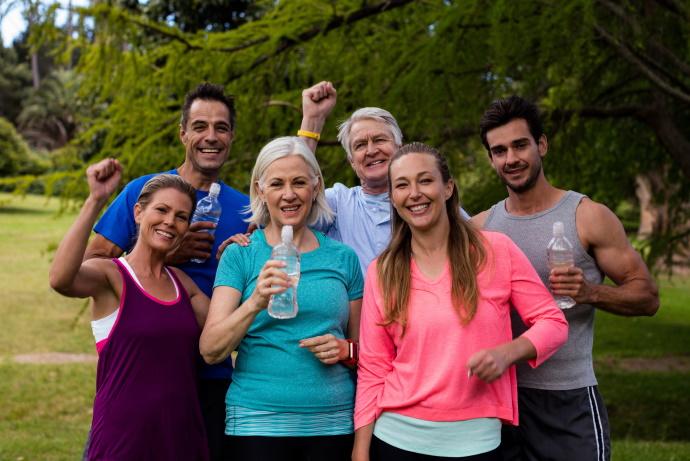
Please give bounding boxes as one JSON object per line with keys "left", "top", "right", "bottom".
{"left": 0, "top": 192, "right": 688, "bottom": 460}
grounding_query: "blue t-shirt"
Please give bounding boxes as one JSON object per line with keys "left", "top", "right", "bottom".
{"left": 214, "top": 229, "right": 364, "bottom": 412}
{"left": 93, "top": 169, "right": 250, "bottom": 379}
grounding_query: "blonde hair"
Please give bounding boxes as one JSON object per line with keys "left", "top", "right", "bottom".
{"left": 137, "top": 174, "right": 197, "bottom": 217}
{"left": 377, "top": 142, "right": 487, "bottom": 335}
{"left": 246, "top": 137, "right": 334, "bottom": 228}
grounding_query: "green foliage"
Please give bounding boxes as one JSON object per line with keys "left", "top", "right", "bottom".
{"left": 14, "top": 0, "right": 685, "bottom": 267}
{"left": 0, "top": 44, "right": 32, "bottom": 124}
{"left": 0, "top": 116, "right": 49, "bottom": 178}
{"left": 18, "top": 68, "right": 82, "bottom": 149}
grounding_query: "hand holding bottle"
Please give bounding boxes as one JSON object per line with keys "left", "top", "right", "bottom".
{"left": 248, "top": 259, "right": 293, "bottom": 313}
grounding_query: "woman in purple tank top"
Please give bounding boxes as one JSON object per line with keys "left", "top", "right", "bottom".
{"left": 50, "top": 159, "right": 210, "bottom": 460}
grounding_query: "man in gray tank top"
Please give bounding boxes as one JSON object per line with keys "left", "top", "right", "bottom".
{"left": 471, "top": 96, "right": 659, "bottom": 461}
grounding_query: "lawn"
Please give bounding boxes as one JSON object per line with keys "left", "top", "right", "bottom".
{"left": 0, "top": 192, "right": 688, "bottom": 460}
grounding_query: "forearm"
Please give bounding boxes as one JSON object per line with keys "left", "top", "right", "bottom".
{"left": 200, "top": 298, "right": 262, "bottom": 364}
{"left": 299, "top": 114, "right": 326, "bottom": 153}
{"left": 496, "top": 336, "right": 537, "bottom": 367}
{"left": 586, "top": 278, "right": 660, "bottom": 316}
{"left": 50, "top": 196, "right": 106, "bottom": 293}
{"left": 352, "top": 421, "right": 374, "bottom": 461}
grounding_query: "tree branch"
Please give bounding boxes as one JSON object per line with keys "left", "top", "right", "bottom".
{"left": 596, "top": 0, "right": 690, "bottom": 79}
{"left": 551, "top": 104, "right": 690, "bottom": 181}
{"left": 592, "top": 22, "right": 690, "bottom": 105}
{"left": 226, "top": 0, "right": 416, "bottom": 82}
{"left": 649, "top": 0, "right": 689, "bottom": 17}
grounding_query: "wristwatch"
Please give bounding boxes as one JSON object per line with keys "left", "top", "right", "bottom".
{"left": 341, "top": 339, "right": 359, "bottom": 364}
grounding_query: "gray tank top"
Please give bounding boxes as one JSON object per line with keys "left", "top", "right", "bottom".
{"left": 484, "top": 191, "right": 604, "bottom": 390}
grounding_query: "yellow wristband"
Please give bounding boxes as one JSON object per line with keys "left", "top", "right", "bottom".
{"left": 297, "top": 130, "right": 321, "bottom": 141}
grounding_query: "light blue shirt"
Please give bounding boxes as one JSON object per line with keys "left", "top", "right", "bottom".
{"left": 316, "top": 183, "right": 471, "bottom": 275}
{"left": 374, "top": 412, "right": 501, "bottom": 457}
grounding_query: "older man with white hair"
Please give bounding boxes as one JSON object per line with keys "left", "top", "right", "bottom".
{"left": 297, "top": 82, "right": 469, "bottom": 274}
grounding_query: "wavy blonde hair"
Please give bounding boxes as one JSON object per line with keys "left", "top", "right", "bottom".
{"left": 377, "top": 142, "right": 487, "bottom": 335}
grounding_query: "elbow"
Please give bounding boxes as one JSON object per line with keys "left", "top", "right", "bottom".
{"left": 49, "top": 271, "right": 71, "bottom": 296}
{"left": 199, "top": 338, "right": 225, "bottom": 365}
{"left": 639, "top": 281, "right": 660, "bottom": 317}
{"left": 644, "top": 292, "right": 660, "bottom": 317}
{"left": 200, "top": 349, "right": 223, "bottom": 365}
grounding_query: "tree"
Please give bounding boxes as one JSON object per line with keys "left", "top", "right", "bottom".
{"left": 0, "top": 45, "right": 32, "bottom": 124}
{"left": 32, "top": 0, "right": 690, "bottom": 268}
{"left": 18, "top": 68, "right": 81, "bottom": 150}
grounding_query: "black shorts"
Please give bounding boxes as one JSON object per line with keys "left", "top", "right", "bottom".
{"left": 197, "top": 377, "right": 233, "bottom": 461}
{"left": 228, "top": 434, "right": 354, "bottom": 461}
{"left": 501, "top": 386, "right": 610, "bottom": 461}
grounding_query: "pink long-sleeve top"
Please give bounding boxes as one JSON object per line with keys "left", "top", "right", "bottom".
{"left": 354, "top": 231, "right": 568, "bottom": 429}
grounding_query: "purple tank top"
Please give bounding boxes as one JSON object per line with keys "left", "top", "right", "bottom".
{"left": 89, "top": 259, "right": 209, "bottom": 460}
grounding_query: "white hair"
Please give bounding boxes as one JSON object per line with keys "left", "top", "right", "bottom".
{"left": 246, "top": 136, "right": 335, "bottom": 228}
{"left": 337, "top": 107, "right": 403, "bottom": 161}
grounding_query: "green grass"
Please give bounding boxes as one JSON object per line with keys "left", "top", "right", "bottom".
{"left": 594, "top": 276, "right": 690, "bottom": 358}
{"left": 0, "top": 363, "right": 95, "bottom": 460}
{"left": 0, "top": 193, "right": 94, "bottom": 357}
{"left": 1, "top": 192, "right": 689, "bottom": 460}
{"left": 593, "top": 275, "right": 690, "bottom": 444}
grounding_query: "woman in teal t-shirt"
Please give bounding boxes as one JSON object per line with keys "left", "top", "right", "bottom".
{"left": 200, "top": 137, "right": 363, "bottom": 461}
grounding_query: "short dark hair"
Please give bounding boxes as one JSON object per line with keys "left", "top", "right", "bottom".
{"left": 479, "top": 96, "right": 543, "bottom": 152}
{"left": 180, "top": 83, "right": 237, "bottom": 131}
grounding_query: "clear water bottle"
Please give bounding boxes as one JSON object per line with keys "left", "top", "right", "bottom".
{"left": 547, "top": 221, "right": 576, "bottom": 309}
{"left": 190, "top": 183, "right": 221, "bottom": 264}
{"left": 268, "top": 225, "right": 300, "bottom": 319}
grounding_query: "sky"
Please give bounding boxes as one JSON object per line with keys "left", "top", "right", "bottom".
{"left": 1, "top": 0, "right": 90, "bottom": 47}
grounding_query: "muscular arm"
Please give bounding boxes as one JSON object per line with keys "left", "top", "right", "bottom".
{"left": 551, "top": 199, "right": 659, "bottom": 316}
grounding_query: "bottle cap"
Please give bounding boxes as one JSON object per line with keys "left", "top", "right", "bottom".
{"left": 553, "top": 221, "right": 565, "bottom": 237}
{"left": 281, "top": 225, "right": 293, "bottom": 243}
{"left": 209, "top": 183, "right": 221, "bottom": 197}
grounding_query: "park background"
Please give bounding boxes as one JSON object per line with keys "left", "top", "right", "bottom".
{"left": 0, "top": 0, "right": 689, "bottom": 459}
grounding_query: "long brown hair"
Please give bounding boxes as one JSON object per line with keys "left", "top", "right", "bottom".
{"left": 377, "top": 142, "right": 487, "bottom": 335}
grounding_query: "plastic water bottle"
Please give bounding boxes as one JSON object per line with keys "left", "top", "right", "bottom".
{"left": 547, "top": 221, "right": 576, "bottom": 309}
{"left": 268, "top": 226, "right": 300, "bottom": 319}
{"left": 190, "top": 183, "right": 221, "bottom": 264}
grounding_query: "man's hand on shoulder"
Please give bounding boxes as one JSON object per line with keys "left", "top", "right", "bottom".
{"left": 165, "top": 221, "right": 216, "bottom": 266}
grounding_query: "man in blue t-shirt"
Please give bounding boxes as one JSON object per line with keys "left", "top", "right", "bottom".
{"left": 84, "top": 83, "right": 249, "bottom": 461}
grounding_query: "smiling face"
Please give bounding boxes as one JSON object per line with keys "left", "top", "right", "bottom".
{"left": 256, "top": 154, "right": 319, "bottom": 233}
{"left": 486, "top": 118, "right": 547, "bottom": 193}
{"left": 390, "top": 152, "right": 454, "bottom": 234}
{"left": 348, "top": 119, "right": 399, "bottom": 193}
{"left": 134, "top": 188, "right": 194, "bottom": 252}
{"left": 179, "top": 99, "right": 235, "bottom": 176}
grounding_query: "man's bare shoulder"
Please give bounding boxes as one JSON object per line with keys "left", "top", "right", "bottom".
{"left": 575, "top": 197, "right": 626, "bottom": 248}
{"left": 470, "top": 209, "right": 491, "bottom": 228}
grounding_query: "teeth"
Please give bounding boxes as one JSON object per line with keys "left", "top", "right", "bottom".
{"left": 409, "top": 204, "right": 429, "bottom": 212}
{"left": 201, "top": 149, "right": 219, "bottom": 153}
{"left": 156, "top": 230, "right": 173, "bottom": 238}
{"left": 369, "top": 160, "right": 384, "bottom": 166}
{"left": 282, "top": 206, "right": 299, "bottom": 212}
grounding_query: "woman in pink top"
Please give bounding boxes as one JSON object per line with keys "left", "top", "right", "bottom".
{"left": 352, "top": 143, "right": 568, "bottom": 460}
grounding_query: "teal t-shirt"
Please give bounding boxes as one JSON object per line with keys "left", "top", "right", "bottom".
{"left": 214, "top": 229, "right": 364, "bottom": 413}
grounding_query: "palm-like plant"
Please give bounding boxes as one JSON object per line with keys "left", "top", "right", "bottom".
{"left": 17, "top": 68, "right": 81, "bottom": 150}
